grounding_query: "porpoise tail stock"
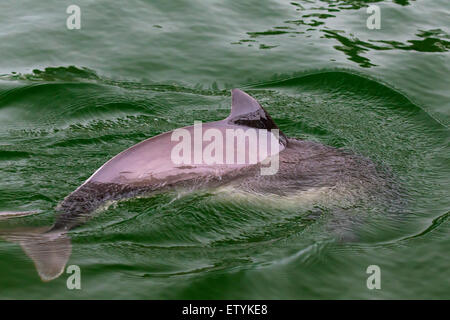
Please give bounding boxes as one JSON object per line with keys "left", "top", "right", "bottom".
{"left": 0, "top": 89, "right": 388, "bottom": 281}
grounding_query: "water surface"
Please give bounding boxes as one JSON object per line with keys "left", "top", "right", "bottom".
{"left": 0, "top": 0, "right": 448, "bottom": 299}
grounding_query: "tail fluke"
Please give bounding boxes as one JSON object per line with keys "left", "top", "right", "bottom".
{"left": 0, "top": 210, "right": 40, "bottom": 220}
{"left": 0, "top": 227, "right": 72, "bottom": 282}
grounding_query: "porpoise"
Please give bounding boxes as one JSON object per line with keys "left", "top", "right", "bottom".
{"left": 0, "top": 89, "right": 385, "bottom": 281}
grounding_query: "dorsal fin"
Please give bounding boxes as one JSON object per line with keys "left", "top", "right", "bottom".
{"left": 227, "top": 89, "right": 288, "bottom": 146}
{"left": 229, "top": 89, "right": 262, "bottom": 118}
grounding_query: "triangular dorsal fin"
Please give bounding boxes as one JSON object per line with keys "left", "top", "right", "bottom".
{"left": 229, "top": 89, "right": 262, "bottom": 118}
{"left": 227, "top": 89, "right": 288, "bottom": 146}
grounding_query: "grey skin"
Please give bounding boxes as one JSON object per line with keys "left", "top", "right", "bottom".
{"left": 0, "top": 89, "right": 385, "bottom": 281}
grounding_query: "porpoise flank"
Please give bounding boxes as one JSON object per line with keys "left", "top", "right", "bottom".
{"left": 0, "top": 89, "right": 384, "bottom": 281}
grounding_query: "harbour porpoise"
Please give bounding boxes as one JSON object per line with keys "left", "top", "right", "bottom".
{"left": 0, "top": 89, "right": 386, "bottom": 281}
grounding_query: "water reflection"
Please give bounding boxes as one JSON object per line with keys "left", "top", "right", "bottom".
{"left": 231, "top": 0, "right": 448, "bottom": 67}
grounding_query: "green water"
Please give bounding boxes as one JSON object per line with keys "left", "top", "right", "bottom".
{"left": 0, "top": 0, "right": 448, "bottom": 299}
